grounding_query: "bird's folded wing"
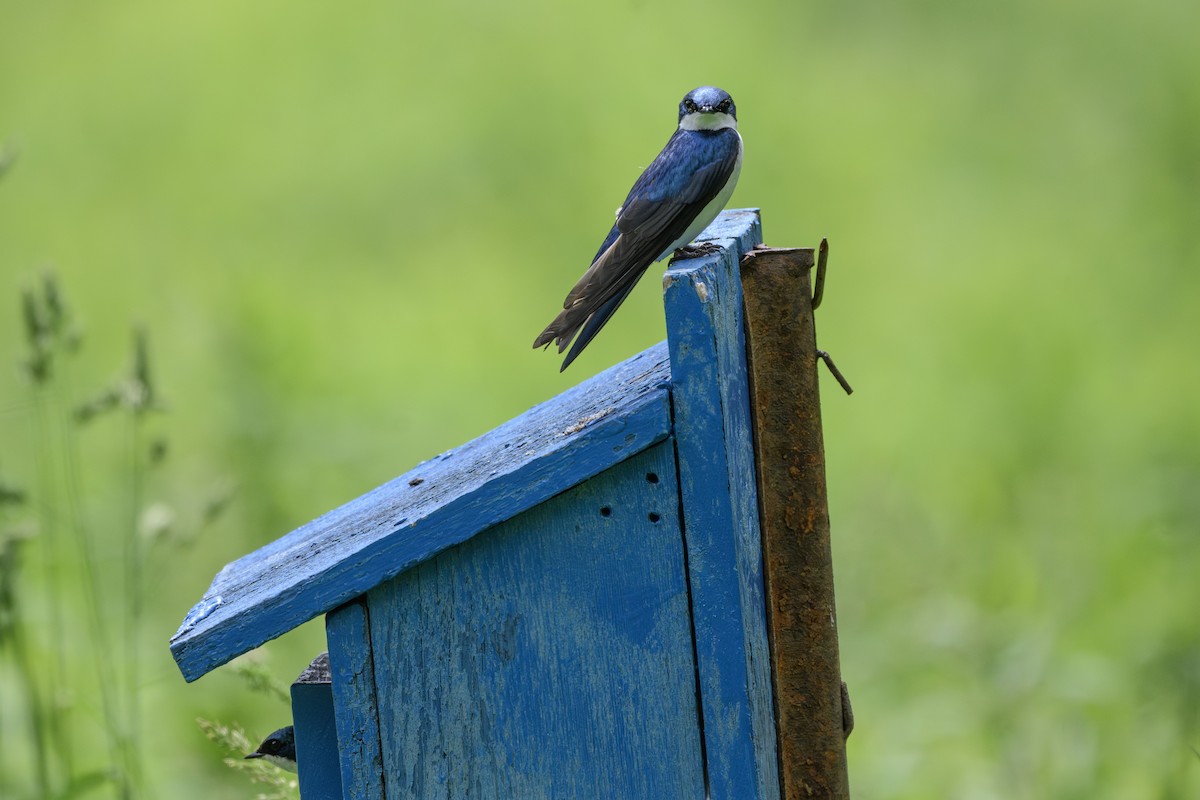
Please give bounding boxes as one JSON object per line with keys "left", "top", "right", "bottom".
{"left": 534, "top": 129, "right": 740, "bottom": 364}
{"left": 564, "top": 132, "right": 741, "bottom": 314}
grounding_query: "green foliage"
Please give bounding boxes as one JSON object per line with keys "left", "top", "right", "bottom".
{"left": 228, "top": 658, "right": 293, "bottom": 707}
{"left": 196, "top": 719, "right": 297, "bottom": 800}
{"left": 196, "top": 718, "right": 298, "bottom": 800}
{"left": 1, "top": 0, "right": 1198, "bottom": 797}
{"left": 195, "top": 656, "right": 299, "bottom": 799}
{"left": 0, "top": 277, "right": 233, "bottom": 798}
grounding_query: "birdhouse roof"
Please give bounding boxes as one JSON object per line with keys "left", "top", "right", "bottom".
{"left": 170, "top": 344, "right": 672, "bottom": 681}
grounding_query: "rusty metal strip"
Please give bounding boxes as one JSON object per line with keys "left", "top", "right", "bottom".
{"left": 741, "top": 245, "right": 850, "bottom": 800}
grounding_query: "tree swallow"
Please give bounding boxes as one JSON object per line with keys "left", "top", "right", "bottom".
{"left": 244, "top": 726, "right": 297, "bottom": 772}
{"left": 534, "top": 86, "right": 743, "bottom": 371}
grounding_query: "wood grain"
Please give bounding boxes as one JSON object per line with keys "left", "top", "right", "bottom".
{"left": 366, "top": 443, "right": 704, "bottom": 799}
{"left": 663, "top": 208, "right": 780, "bottom": 800}
{"left": 326, "top": 602, "right": 385, "bottom": 800}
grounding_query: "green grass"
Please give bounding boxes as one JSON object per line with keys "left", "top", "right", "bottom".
{"left": 2, "top": 0, "right": 1198, "bottom": 796}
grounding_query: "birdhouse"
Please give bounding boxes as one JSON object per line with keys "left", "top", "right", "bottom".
{"left": 171, "top": 209, "right": 849, "bottom": 800}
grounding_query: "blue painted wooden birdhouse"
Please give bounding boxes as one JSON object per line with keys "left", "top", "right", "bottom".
{"left": 172, "top": 209, "right": 784, "bottom": 800}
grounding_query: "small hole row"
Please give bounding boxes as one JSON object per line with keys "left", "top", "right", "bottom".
{"left": 595, "top": 473, "right": 662, "bottom": 520}
{"left": 598, "top": 506, "right": 661, "bottom": 523}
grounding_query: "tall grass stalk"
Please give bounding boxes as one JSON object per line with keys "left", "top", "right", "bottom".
{"left": 23, "top": 283, "right": 70, "bottom": 794}
{"left": 34, "top": 280, "right": 72, "bottom": 753}
{"left": 60, "top": 400, "right": 131, "bottom": 799}
{"left": 122, "top": 328, "right": 155, "bottom": 793}
{"left": 0, "top": 520, "right": 51, "bottom": 798}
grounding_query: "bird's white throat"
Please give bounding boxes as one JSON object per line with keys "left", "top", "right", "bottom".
{"left": 261, "top": 754, "right": 298, "bottom": 773}
{"left": 678, "top": 111, "right": 738, "bottom": 132}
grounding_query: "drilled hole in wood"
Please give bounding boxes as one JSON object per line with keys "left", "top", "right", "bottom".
{"left": 648, "top": 512, "right": 661, "bottom": 523}
{"left": 646, "top": 472, "right": 659, "bottom": 484}
{"left": 600, "top": 506, "right": 612, "bottom": 517}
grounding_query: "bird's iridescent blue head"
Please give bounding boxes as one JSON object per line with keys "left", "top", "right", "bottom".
{"left": 678, "top": 86, "right": 737, "bottom": 131}
{"left": 245, "top": 726, "right": 297, "bottom": 772}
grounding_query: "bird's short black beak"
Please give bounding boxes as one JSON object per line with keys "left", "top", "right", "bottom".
{"left": 244, "top": 752, "right": 263, "bottom": 760}
{"left": 698, "top": 105, "right": 716, "bottom": 114}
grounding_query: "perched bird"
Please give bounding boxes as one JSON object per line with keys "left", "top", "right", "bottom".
{"left": 534, "top": 85, "right": 743, "bottom": 371}
{"left": 244, "top": 726, "right": 297, "bottom": 772}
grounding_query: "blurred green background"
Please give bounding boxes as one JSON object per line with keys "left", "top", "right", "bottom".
{"left": 2, "top": 0, "right": 1198, "bottom": 797}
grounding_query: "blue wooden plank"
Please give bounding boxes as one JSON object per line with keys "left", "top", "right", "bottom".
{"left": 291, "top": 653, "right": 345, "bottom": 800}
{"left": 366, "top": 442, "right": 706, "bottom": 799}
{"left": 171, "top": 344, "right": 672, "bottom": 682}
{"left": 663, "top": 209, "right": 780, "bottom": 800}
{"left": 691, "top": 206, "right": 763, "bottom": 246}
{"left": 326, "top": 602, "right": 385, "bottom": 800}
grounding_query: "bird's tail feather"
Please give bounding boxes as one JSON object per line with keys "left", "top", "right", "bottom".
{"left": 531, "top": 309, "right": 579, "bottom": 351}
{"left": 556, "top": 281, "right": 640, "bottom": 372}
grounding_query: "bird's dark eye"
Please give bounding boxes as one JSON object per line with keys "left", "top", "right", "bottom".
{"left": 684, "top": 99, "right": 696, "bottom": 112}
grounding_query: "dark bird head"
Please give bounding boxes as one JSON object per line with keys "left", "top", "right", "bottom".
{"left": 678, "top": 86, "right": 737, "bottom": 128}
{"left": 244, "top": 726, "right": 297, "bottom": 773}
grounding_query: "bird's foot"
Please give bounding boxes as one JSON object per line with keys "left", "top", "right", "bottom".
{"left": 671, "top": 241, "right": 723, "bottom": 260}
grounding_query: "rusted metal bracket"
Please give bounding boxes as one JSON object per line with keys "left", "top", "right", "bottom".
{"left": 812, "top": 238, "right": 829, "bottom": 310}
{"left": 817, "top": 350, "right": 853, "bottom": 396}
{"left": 741, "top": 243, "right": 851, "bottom": 800}
{"left": 750, "top": 242, "right": 852, "bottom": 396}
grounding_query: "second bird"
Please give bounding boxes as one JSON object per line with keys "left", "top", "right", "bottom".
{"left": 534, "top": 86, "right": 743, "bottom": 371}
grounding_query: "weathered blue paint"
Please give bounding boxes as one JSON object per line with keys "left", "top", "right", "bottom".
{"left": 690, "top": 206, "right": 763, "bottom": 246}
{"left": 326, "top": 602, "right": 385, "bottom": 800}
{"left": 171, "top": 344, "right": 672, "bottom": 682}
{"left": 663, "top": 209, "right": 780, "bottom": 800}
{"left": 291, "top": 654, "right": 345, "bottom": 800}
{"left": 365, "top": 442, "right": 706, "bottom": 800}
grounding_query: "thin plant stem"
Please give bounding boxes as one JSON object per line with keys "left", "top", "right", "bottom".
{"left": 8, "top": 563, "right": 52, "bottom": 798}
{"left": 59, "top": 380, "right": 131, "bottom": 799}
{"left": 30, "top": 387, "right": 70, "bottom": 791}
{"left": 125, "top": 410, "right": 145, "bottom": 794}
